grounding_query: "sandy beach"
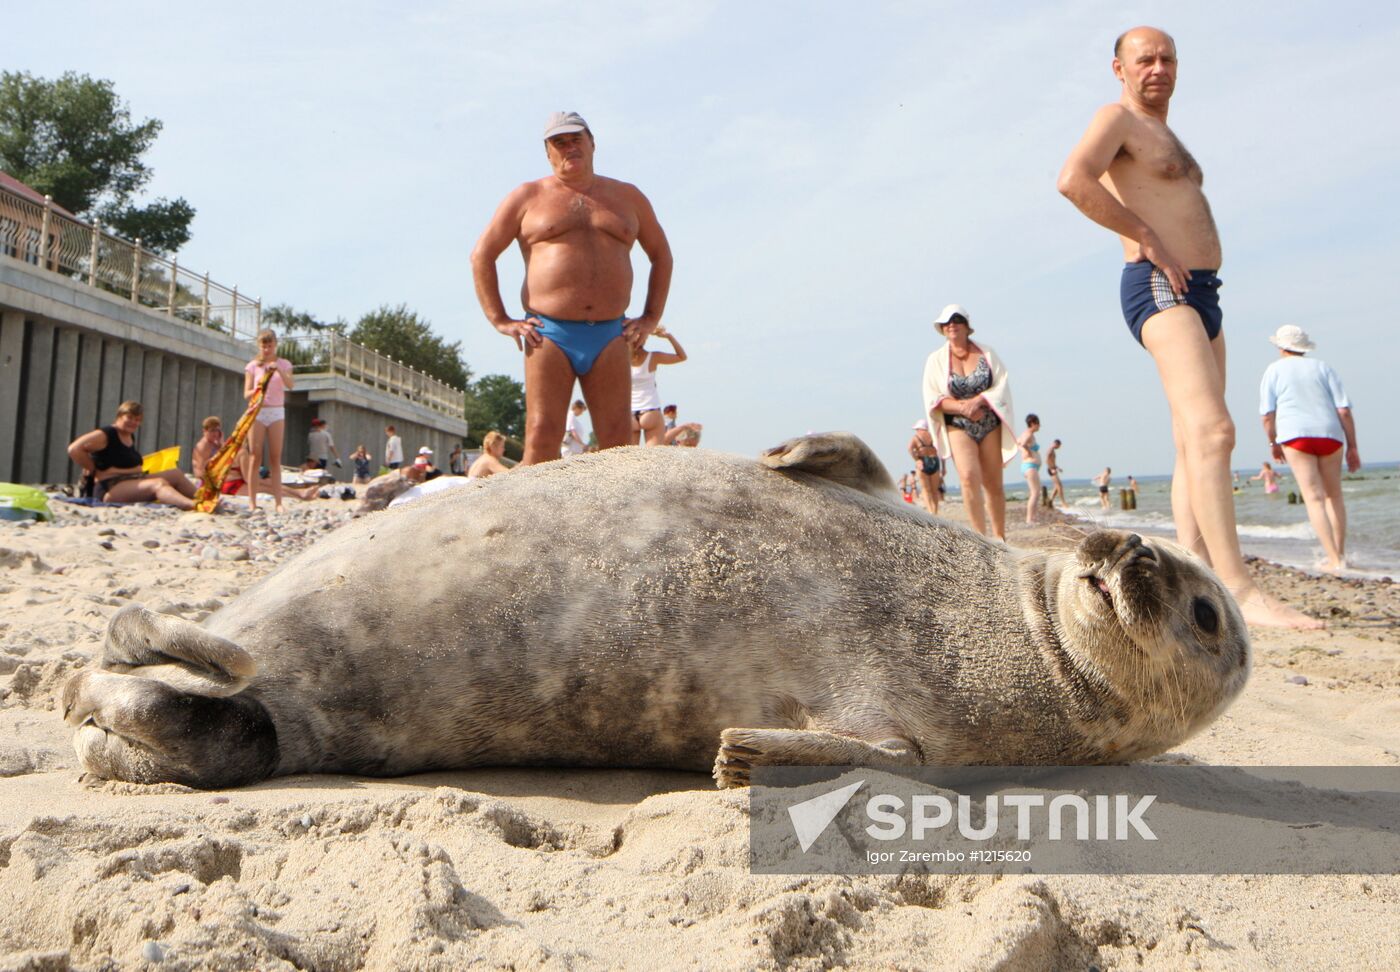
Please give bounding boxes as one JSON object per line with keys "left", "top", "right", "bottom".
{"left": 1, "top": 496, "right": 1396, "bottom": 971}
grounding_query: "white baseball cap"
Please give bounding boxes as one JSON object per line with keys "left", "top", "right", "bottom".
{"left": 543, "top": 111, "right": 589, "bottom": 139}
{"left": 1268, "top": 324, "right": 1316, "bottom": 354}
{"left": 934, "top": 303, "right": 972, "bottom": 332}
{"left": 418, "top": 446, "right": 433, "bottom": 456}
{"left": 912, "top": 419, "right": 929, "bottom": 431}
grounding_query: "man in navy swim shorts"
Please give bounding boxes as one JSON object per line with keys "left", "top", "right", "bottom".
{"left": 471, "top": 111, "right": 673, "bottom": 465}
{"left": 1058, "top": 27, "right": 1318, "bottom": 630}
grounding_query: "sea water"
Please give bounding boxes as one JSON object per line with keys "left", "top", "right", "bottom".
{"left": 1045, "top": 461, "right": 1400, "bottom": 577}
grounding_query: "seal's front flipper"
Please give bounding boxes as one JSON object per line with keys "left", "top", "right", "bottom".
{"left": 712, "top": 727, "right": 921, "bottom": 788}
{"left": 759, "top": 433, "right": 897, "bottom": 500}
{"left": 62, "top": 669, "right": 277, "bottom": 788}
{"left": 101, "top": 604, "right": 256, "bottom": 697}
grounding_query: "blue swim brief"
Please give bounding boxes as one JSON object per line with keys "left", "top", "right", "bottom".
{"left": 1119, "top": 263, "right": 1223, "bottom": 346}
{"left": 529, "top": 311, "right": 625, "bottom": 375}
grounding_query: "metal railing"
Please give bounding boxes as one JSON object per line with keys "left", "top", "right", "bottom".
{"left": 2, "top": 182, "right": 466, "bottom": 418}
{"left": 279, "top": 331, "right": 466, "bottom": 417}
{"left": 0, "top": 183, "right": 261, "bottom": 338}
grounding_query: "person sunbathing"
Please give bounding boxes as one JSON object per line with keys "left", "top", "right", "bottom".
{"left": 68, "top": 401, "right": 196, "bottom": 510}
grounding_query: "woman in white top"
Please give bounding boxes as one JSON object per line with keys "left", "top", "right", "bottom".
{"left": 1259, "top": 325, "right": 1361, "bottom": 571}
{"left": 629, "top": 327, "right": 687, "bottom": 445}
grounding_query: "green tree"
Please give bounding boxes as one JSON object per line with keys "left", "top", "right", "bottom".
{"left": 348, "top": 303, "right": 471, "bottom": 389}
{"left": 0, "top": 70, "right": 194, "bottom": 254}
{"left": 261, "top": 303, "right": 347, "bottom": 336}
{"left": 463, "top": 374, "right": 526, "bottom": 444}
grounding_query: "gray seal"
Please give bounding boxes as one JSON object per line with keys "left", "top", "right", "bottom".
{"left": 61, "top": 433, "right": 1250, "bottom": 789}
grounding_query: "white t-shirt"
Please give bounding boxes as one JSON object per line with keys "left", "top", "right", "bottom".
{"left": 562, "top": 411, "right": 589, "bottom": 456}
{"left": 1259, "top": 356, "right": 1350, "bottom": 443}
{"left": 385, "top": 434, "right": 404, "bottom": 465}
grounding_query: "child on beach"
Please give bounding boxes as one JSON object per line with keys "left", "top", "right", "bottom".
{"left": 1251, "top": 461, "right": 1280, "bottom": 495}
{"left": 244, "top": 329, "right": 294, "bottom": 513}
{"left": 351, "top": 445, "right": 373, "bottom": 485}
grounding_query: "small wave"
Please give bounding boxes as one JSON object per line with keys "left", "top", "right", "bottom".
{"left": 1063, "top": 508, "right": 1175, "bottom": 534}
{"left": 1234, "top": 521, "right": 1314, "bottom": 540}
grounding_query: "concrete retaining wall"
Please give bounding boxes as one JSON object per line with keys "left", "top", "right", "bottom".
{"left": 1, "top": 259, "right": 467, "bottom": 487}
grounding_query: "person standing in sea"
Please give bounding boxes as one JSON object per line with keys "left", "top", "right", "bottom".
{"left": 471, "top": 111, "right": 673, "bottom": 465}
{"left": 1057, "top": 26, "right": 1319, "bottom": 628}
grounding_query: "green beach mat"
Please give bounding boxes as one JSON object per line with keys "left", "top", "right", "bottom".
{"left": 0, "top": 483, "right": 54, "bottom": 522}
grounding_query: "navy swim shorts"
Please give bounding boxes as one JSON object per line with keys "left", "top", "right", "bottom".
{"left": 1120, "top": 263, "right": 1223, "bottom": 345}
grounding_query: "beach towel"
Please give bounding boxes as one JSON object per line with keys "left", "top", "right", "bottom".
{"left": 54, "top": 495, "right": 156, "bottom": 508}
{"left": 193, "top": 369, "right": 274, "bottom": 513}
{"left": 141, "top": 446, "right": 181, "bottom": 474}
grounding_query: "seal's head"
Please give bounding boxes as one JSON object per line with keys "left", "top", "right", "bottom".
{"left": 1052, "top": 529, "right": 1250, "bottom": 756}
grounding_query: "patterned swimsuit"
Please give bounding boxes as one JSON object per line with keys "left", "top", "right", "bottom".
{"left": 945, "top": 356, "right": 1000, "bottom": 443}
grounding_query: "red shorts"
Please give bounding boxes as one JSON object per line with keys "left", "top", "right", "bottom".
{"left": 1282, "top": 437, "right": 1341, "bottom": 457}
{"left": 221, "top": 478, "right": 246, "bottom": 495}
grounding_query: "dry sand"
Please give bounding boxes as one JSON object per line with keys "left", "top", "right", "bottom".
{"left": 0, "top": 497, "right": 1396, "bottom": 970}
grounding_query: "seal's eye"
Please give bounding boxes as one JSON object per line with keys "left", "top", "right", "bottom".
{"left": 1192, "top": 598, "right": 1219, "bottom": 634}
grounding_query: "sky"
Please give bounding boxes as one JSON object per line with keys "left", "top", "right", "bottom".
{"left": 8, "top": 0, "right": 1398, "bottom": 482}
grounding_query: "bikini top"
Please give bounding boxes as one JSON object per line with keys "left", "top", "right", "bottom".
{"left": 91, "top": 426, "right": 143, "bottom": 471}
{"left": 947, "top": 357, "right": 991, "bottom": 399}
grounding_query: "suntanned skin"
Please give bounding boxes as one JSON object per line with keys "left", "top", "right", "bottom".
{"left": 1058, "top": 26, "right": 1320, "bottom": 629}
{"left": 192, "top": 426, "right": 221, "bottom": 480}
{"left": 68, "top": 412, "right": 197, "bottom": 510}
{"left": 471, "top": 128, "right": 674, "bottom": 466}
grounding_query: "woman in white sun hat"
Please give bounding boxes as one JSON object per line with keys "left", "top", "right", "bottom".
{"left": 1259, "top": 324, "right": 1361, "bottom": 571}
{"left": 921, "top": 303, "right": 1017, "bottom": 541}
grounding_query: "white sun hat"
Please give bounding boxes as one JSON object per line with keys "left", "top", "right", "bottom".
{"left": 1268, "top": 324, "right": 1316, "bottom": 353}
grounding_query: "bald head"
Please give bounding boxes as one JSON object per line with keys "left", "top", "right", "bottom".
{"left": 1115, "top": 26, "right": 1176, "bottom": 60}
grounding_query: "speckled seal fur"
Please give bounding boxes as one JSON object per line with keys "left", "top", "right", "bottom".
{"left": 60, "top": 433, "right": 1250, "bottom": 790}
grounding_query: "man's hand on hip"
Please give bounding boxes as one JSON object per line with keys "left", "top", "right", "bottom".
{"left": 495, "top": 317, "right": 544, "bottom": 351}
{"left": 1139, "top": 229, "right": 1191, "bottom": 295}
{"left": 623, "top": 315, "right": 659, "bottom": 349}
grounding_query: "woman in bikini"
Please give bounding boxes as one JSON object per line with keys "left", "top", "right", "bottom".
{"left": 629, "top": 327, "right": 687, "bottom": 445}
{"left": 921, "top": 304, "right": 1018, "bottom": 541}
{"left": 67, "top": 401, "right": 198, "bottom": 510}
{"left": 1017, "top": 413, "right": 1043, "bottom": 526}
{"left": 907, "top": 420, "right": 942, "bottom": 516}
{"left": 243, "top": 329, "right": 294, "bottom": 513}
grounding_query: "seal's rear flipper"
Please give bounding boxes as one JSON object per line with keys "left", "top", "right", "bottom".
{"left": 63, "top": 670, "right": 278, "bottom": 788}
{"left": 760, "top": 433, "right": 897, "bottom": 500}
{"left": 101, "top": 605, "right": 256, "bottom": 697}
{"left": 712, "top": 727, "right": 921, "bottom": 788}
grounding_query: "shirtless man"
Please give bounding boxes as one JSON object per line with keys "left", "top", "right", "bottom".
{"left": 471, "top": 111, "right": 673, "bottom": 465}
{"left": 1057, "top": 26, "right": 1319, "bottom": 629}
{"left": 1044, "top": 438, "right": 1066, "bottom": 507}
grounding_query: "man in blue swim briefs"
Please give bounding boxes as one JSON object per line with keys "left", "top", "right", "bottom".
{"left": 1057, "top": 27, "right": 1317, "bottom": 630}
{"left": 471, "top": 111, "right": 674, "bottom": 466}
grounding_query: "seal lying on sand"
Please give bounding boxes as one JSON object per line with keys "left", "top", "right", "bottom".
{"left": 61, "top": 433, "right": 1250, "bottom": 790}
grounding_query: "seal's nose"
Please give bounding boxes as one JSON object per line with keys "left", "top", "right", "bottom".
{"left": 1077, "top": 531, "right": 1156, "bottom": 569}
{"left": 1077, "top": 529, "right": 1127, "bottom": 564}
